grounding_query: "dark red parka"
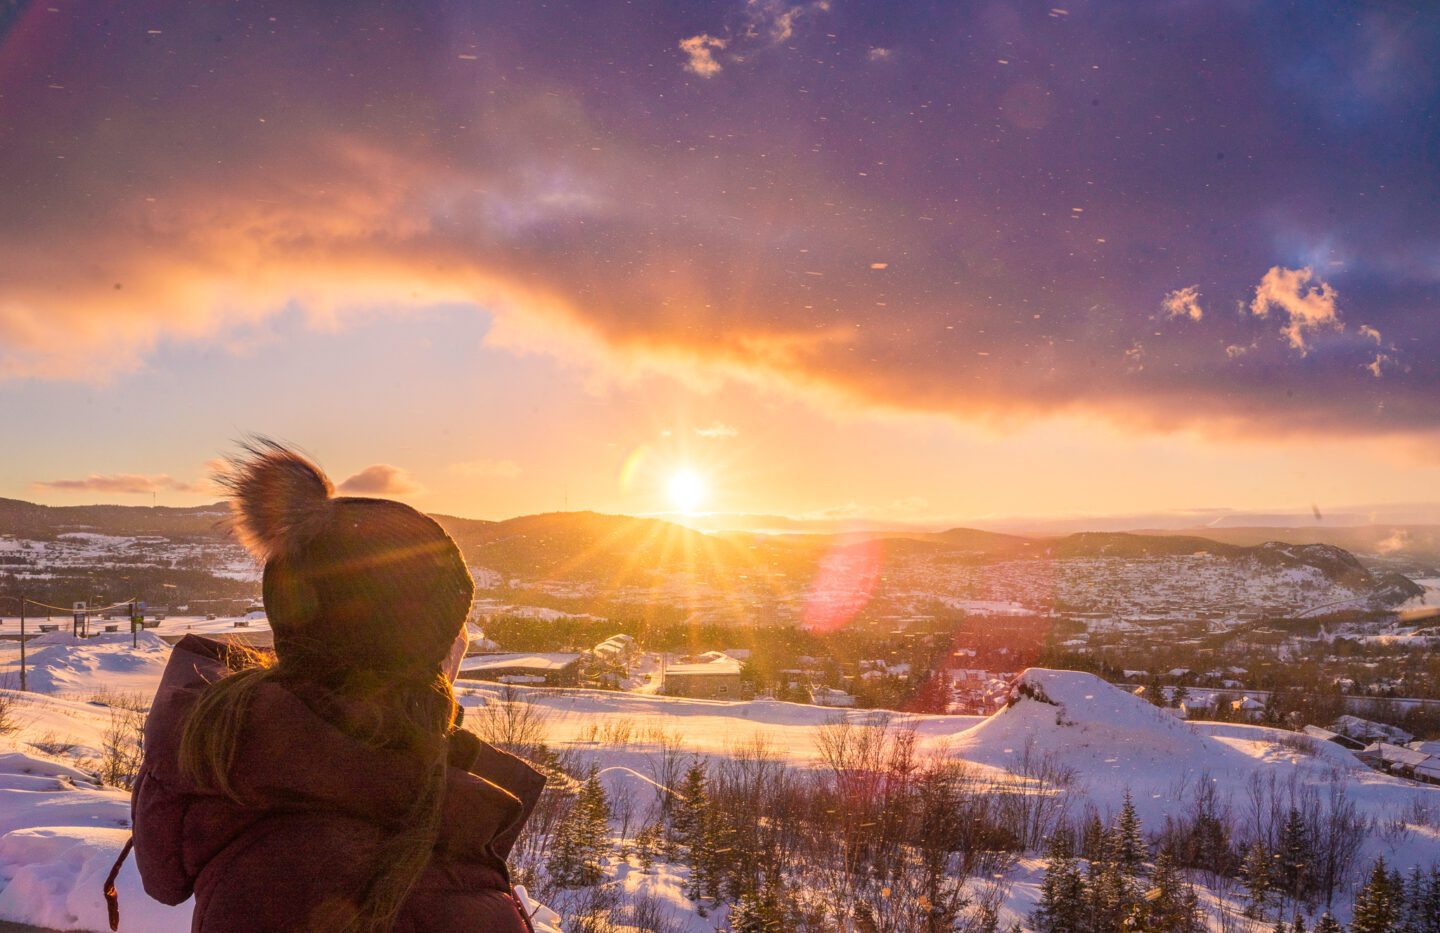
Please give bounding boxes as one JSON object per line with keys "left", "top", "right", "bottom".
{"left": 132, "top": 635, "right": 545, "bottom": 932}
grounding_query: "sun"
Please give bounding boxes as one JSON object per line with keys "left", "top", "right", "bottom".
{"left": 666, "top": 469, "right": 706, "bottom": 513}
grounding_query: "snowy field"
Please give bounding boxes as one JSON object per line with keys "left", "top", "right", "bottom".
{"left": 1, "top": 636, "right": 1438, "bottom": 930}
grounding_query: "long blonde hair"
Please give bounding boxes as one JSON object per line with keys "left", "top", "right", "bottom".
{"left": 179, "top": 643, "right": 458, "bottom": 932}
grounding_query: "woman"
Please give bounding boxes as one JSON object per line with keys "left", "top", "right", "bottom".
{"left": 129, "top": 440, "right": 544, "bottom": 931}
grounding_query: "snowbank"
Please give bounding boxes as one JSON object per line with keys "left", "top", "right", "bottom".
{"left": 1, "top": 631, "right": 171, "bottom": 696}
{"left": 0, "top": 751, "right": 188, "bottom": 931}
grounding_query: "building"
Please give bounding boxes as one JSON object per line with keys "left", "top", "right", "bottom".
{"left": 591, "top": 634, "right": 637, "bottom": 664}
{"left": 457, "top": 652, "right": 583, "bottom": 685}
{"left": 1357, "top": 743, "right": 1437, "bottom": 782}
{"left": 661, "top": 654, "right": 744, "bottom": 699}
{"left": 1230, "top": 695, "right": 1267, "bottom": 721}
{"left": 1303, "top": 725, "right": 1366, "bottom": 751}
{"left": 1332, "top": 714, "right": 1414, "bottom": 746}
{"left": 810, "top": 686, "right": 857, "bottom": 707}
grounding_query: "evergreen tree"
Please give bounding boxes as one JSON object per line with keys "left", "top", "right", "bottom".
{"left": 1129, "top": 847, "right": 1204, "bottom": 932}
{"left": 1294, "top": 915, "right": 1309, "bottom": 933}
{"left": 1242, "top": 840, "right": 1276, "bottom": 920}
{"left": 1315, "top": 913, "right": 1345, "bottom": 933}
{"left": 1397, "top": 866, "right": 1424, "bottom": 933}
{"left": 672, "top": 761, "right": 711, "bottom": 901}
{"left": 633, "top": 821, "right": 662, "bottom": 872}
{"left": 909, "top": 670, "right": 954, "bottom": 713}
{"left": 1394, "top": 865, "right": 1440, "bottom": 933}
{"left": 1351, "top": 858, "right": 1399, "bottom": 933}
{"left": 1276, "top": 807, "right": 1313, "bottom": 904}
{"left": 1032, "top": 828, "right": 1087, "bottom": 933}
{"left": 1111, "top": 791, "right": 1147, "bottom": 877}
{"left": 1422, "top": 867, "right": 1440, "bottom": 933}
{"left": 546, "top": 768, "right": 611, "bottom": 887}
{"left": 1086, "top": 836, "right": 1138, "bottom": 933}
{"left": 1080, "top": 813, "right": 1108, "bottom": 862}
{"left": 729, "top": 871, "right": 786, "bottom": 933}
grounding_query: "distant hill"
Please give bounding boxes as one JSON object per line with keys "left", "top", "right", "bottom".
{"left": 1, "top": 499, "right": 1421, "bottom": 606}
{"left": 0, "top": 497, "right": 230, "bottom": 540}
{"left": 1139, "top": 525, "right": 1440, "bottom": 566}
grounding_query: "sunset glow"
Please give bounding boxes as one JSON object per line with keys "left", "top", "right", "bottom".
{"left": 0, "top": 1, "right": 1435, "bottom": 529}
{"left": 667, "top": 469, "right": 706, "bottom": 515}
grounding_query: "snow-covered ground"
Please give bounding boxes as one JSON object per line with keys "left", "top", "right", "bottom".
{"left": 2, "top": 638, "right": 1438, "bottom": 930}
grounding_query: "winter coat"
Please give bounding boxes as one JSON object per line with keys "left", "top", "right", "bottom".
{"left": 131, "top": 635, "right": 545, "bottom": 932}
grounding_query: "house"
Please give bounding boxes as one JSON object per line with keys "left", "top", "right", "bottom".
{"left": 1303, "top": 725, "right": 1366, "bottom": 751}
{"left": 591, "top": 634, "right": 636, "bottom": 664}
{"left": 1357, "top": 743, "right": 1434, "bottom": 780}
{"left": 810, "top": 686, "right": 857, "bottom": 708}
{"left": 1230, "top": 696, "right": 1266, "bottom": 721}
{"left": 1416, "top": 759, "right": 1440, "bottom": 785}
{"left": 462, "top": 622, "right": 502, "bottom": 655}
{"left": 457, "top": 652, "right": 583, "bottom": 685}
{"left": 1332, "top": 715, "right": 1414, "bottom": 746}
{"left": 661, "top": 654, "right": 744, "bottom": 700}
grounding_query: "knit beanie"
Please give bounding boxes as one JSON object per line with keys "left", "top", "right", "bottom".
{"left": 220, "top": 440, "right": 474, "bottom": 681}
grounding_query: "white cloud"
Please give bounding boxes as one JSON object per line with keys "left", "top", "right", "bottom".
{"left": 1161, "top": 284, "right": 1204, "bottom": 321}
{"left": 679, "top": 34, "right": 727, "bottom": 77}
{"left": 694, "top": 421, "right": 739, "bottom": 438}
{"left": 1366, "top": 353, "right": 1393, "bottom": 378}
{"left": 448, "top": 459, "right": 522, "bottom": 479}
{"left": 1358, "top": 324, "right": 1382, "bottom": 343}
{"left": 868, "top": 47, "right": 893, "bottom": 62}
{"left": 1249, "top": 266, "right": 1342, "bottom": 352}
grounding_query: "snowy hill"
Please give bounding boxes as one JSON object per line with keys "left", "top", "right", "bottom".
{"left": 953, "top": 668, "right": 1217, "bottom": 781}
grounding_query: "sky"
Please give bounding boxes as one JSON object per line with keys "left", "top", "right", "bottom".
{"left": 1, "top": 0, "right": 1438, "bottom": 527}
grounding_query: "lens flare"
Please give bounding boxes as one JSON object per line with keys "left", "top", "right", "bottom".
{"left": 801, "top": 538, "right": 882, "bottom": 632}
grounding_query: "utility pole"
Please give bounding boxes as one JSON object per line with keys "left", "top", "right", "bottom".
{"left": 18, "top": 594, "right": 26, "bottom": 693}
{"left": 130, "top": 601, "right": 138, "bottom": 649}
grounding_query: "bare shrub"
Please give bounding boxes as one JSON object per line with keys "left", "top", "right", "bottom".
{"left": 624, "top": 892, "right": 688, "bottom": 933}
{"left": 98, "top": 705, "right": 145, "bottom": 789}
{"left": 993, "top": 737, "right": 1075, "bottom": 850}
{"left": 1275, "top": 730, "right": 1320, "bottom": 756}
{"left": 86, "top": 687, "right": 149, "bottom": 713}
{"left": 1403, "top": 795, "right": 1440, "bottom": 831}
{"left": 640, "top": 726, "right": 687, "bottom": 827}
{"left": 0, "top": 689, "right": 17, "bottom": 739}
{"left": 28, "top": 730, "right": 79, "bottom": 758}
{"left": 466, "top": 685, "right": 554, "bottom": 759}
{"left": 549, "top": 882, "right": 621, "bottom": 933}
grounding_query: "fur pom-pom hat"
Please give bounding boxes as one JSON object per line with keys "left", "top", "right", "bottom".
{"left": 217, "top": 439, "right": 474, "bottom": 680}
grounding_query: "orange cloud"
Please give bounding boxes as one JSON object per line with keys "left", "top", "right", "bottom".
{"left": 0, "top": 0, "right": 1433, "bottom": 450}
{"left": 1162, "top": 285, "right": 1204, "bottom": 321}
{"left": 679, "top": 35, "right": 727, "bottom": 77}
{"left": 34, "top": 474, "right": 206, "bottom": 495}
{"left": 337, "top": 464, "right": 425, "bottom": 497}
{"left": 1249, "top": 266, "right": 1342, "bottom": 352}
